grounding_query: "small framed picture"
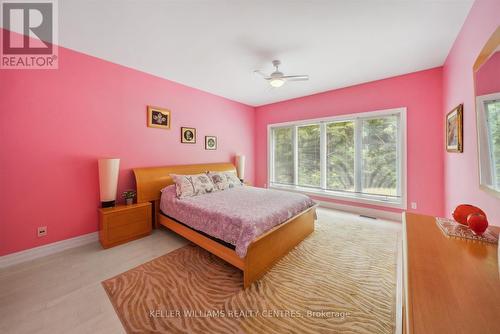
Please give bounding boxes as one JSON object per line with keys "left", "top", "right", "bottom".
{"left": 147, "top": 106, "right": 170, "bottom": 129}
{"left": 181, "top": 127, "right": 196, "bottom": 143}
{"left": 446, "top": 104, "right": 463, "bottom": 153}
{"left": 205, "top": 136, "right": 217, "bottom": 150}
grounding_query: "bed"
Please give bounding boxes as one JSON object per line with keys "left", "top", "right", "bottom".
{"left": 133, "top": 162, "right": 317, "bottom": 288}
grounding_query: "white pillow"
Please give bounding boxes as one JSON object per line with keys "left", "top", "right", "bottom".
{"left": 170, "top": 173, "right": 216, "bottom": 198}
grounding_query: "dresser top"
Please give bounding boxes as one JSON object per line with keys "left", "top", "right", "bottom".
{"left": 404, "top": 212, "right": 500, "bottom": 334}
{"left": 98, "top": 202, "right": 151, "bottom": 214}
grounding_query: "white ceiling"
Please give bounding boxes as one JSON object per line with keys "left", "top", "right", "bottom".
{"left": 57, "top": 0, "right": 473, "bottom": 106}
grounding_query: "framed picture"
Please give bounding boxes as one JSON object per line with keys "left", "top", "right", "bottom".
{"left": 446, "top": 104, "right": 463, "bottom": 153}
{"left": 181, "top": 127, "right": 196, "bottom": 143}
{"left": 205, "top": 136, "right": 217, "bottom": 150}
{"left": 147, "top": 106, "right": 170, "bottom": 129}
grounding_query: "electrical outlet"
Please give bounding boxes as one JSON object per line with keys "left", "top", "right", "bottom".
{"left": 411, "top": 202, "right": 417, "bottom": 210}
{"left": 37, "top": 226, "right": 47, "bottom": 237}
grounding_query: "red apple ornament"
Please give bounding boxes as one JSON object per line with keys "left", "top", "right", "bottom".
{"left": 453, "top": 204, "right": 486, "bottom": 225}
{"left": 467, "top": 213, "right": 488, "bottom": 236}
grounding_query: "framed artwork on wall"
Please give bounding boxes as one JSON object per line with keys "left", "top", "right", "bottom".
{"left": 446, "top": 104, "right": 463, "bottom": 153}
{"left": 205, "top": 136, "right": 217, "bottom": 150}
{"left": 147, "top": 106, "right": 170, "bottom": 129}
{"left": 181, "top": 127, "right": 196, "bottom": 143}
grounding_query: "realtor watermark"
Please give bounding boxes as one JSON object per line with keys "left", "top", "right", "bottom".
{"left": 149, "top": 308, "right": 351, "bottom": 320}
{"left": 1, "top": 0, "right": 58, "bottom": 69}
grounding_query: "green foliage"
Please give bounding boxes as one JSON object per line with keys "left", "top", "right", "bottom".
{"left": 327, "top": 121, "right": 354, "bottom": 191}
{"left": 361, "top": 117, "right": 397, "bottom": 196}
{"left": 273, "top": 127, "right": 294, "bottom": 184}
{"left": 298, "top": 125, "right": 320, "bottom": 186}
{"left": 486, "top": 101, "right": 500, "bottom": 187}
{"left": 122, "top": 190, "right": 136, "bottom": 199}
{"left": 272, "top": 116, "right": 399, "bottom": 197}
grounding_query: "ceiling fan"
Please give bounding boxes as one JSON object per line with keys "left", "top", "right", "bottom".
{"left": 254, "top": 60, "right": 309, "bottom": 88}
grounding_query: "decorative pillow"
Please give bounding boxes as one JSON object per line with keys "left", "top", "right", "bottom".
{"left": 207, "top": 171, "right": 231, "bottom": 191}
{"left": 224, "top": 171, "right": 243, "bottom": 188}
{"left": 170, "top": 173, "right": 216, "bottom": 198}
{"left": 208, "top": 171, "right": 242, "bottom": 190}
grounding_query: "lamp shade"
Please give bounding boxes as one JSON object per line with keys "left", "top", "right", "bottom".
{"left": 236, "top": 154, "right": 246, "bottom": 181}
{"left": 98, "top": 158, "right": 120, "bottom": 208}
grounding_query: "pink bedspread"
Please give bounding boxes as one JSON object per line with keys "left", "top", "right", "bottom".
{"left": 160, "top": 185, "right": 315, "bottom": 257}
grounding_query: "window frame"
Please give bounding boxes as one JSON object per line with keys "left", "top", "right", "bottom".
{"left": 476, "top": 93, "right": 500, "bottom": 192}
{"left": 267, "top": 107, "right": 407, "bottom": 209}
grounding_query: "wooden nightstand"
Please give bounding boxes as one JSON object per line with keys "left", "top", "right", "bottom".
{"left": 98, "top": 202, "right": 152, "bottom": 249}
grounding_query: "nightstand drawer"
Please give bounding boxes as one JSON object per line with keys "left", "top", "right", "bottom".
{"left": 99, "top": 203, "right": 152, "bottom": 248}
{"left": 107, "top": 208, "right": 149, "bottom": 243}
{"left": 106, "top": 206, "right": 149, "bottom": 229}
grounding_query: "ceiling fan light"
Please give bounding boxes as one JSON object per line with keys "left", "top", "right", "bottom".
{"left": 269, "top": 78, "right": 284, "bottom": 88}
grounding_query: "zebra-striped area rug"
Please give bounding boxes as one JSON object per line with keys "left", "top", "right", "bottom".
{"left": 102, "top": 215, "right": 399, "bottom": 334}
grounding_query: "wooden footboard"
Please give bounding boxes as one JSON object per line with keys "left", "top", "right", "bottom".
{"left": 159, "top": 214, "right": 245, "bottom": 270}
{"left": 243, "top": 206, "right": 316, "bottom": 287}
{"left": 157, "top": 205, "right": 316, "bottom": 288}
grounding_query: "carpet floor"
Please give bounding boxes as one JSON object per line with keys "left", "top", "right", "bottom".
{"left": 102, "top": 215, "right": 399, "bottom": 334}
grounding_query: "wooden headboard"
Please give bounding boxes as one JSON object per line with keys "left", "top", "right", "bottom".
{"left": 133, "top": 162, "right": 236, "bottom": 203}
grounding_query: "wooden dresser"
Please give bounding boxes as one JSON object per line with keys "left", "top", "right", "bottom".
{"left": 99, "top": 202, "right": 152, "bottom": 248}
{"left": 402, "top": 213, "right": 500, "bottom": 334}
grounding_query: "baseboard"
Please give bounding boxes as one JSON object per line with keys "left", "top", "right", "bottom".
{"left": 0, "top": 232, "right": 99, "bottom": 269}
{"left": 316, "top": 200, "right": 402, "bottom": 222}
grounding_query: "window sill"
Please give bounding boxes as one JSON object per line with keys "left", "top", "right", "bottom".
{"left": 269, "top": 184, "right": 406, "bottom": 209}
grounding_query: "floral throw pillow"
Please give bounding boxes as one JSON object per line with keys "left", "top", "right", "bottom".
{"left": 224, "top": 171, "right": 243, "bottom": 188}
{"left": 207, "top": 171, "right": 231, "bottom": 191}
{"left": 171, "top": 173, "right": 216, "bottom": 198}
{"left": 208, "top": 171, "right": 242, "bottom": 190}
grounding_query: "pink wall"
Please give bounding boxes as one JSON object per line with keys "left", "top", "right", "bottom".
{"left": 443, "top": 0, "right": 500, "bottom": 226}
{"left": 4, "top": 0, "right": 499, "bottom": 257}
{"left": 475, "top": 51, "right": 500, "bottom": 96}
{"left": 255, "top": 68, "right": 445, "bottom": 217}
{"left": 0, "top": 35, "right": 255, "bottom": 256}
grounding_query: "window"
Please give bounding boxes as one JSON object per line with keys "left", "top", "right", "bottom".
{"left": 326, "top": 121, "right": 354, "bottom": 191}
{"left": 272, "top": 127, "right": 294, "bottom": 185}
{"left": 297, "top": 124, "right": 321, "bottom": 187}
{"left": 485, "top": 99, "right": 500, "bottom": 188}
{"left": 361, "top": 116, "right": 399, "bottom": 197}
{"left": 477, "top": 94, "right": 500, "bottom": 191}
{"left": 269, "top": 108, "right": 406, "bottom": 208}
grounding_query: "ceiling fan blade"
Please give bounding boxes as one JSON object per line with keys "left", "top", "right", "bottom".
{"left": 282, "top": 75, "right": 309, "bottom": 81}
{"left": 254, "top": 70, "right": 271, "bottom": 80}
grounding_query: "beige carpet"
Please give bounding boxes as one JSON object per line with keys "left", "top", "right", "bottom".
{"left": 102, "top": 215, "right": 399, "bottom": 334}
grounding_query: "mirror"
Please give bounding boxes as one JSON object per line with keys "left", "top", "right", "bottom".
{"left": 475, "top": 27, "right": 500, "bottom": 197}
